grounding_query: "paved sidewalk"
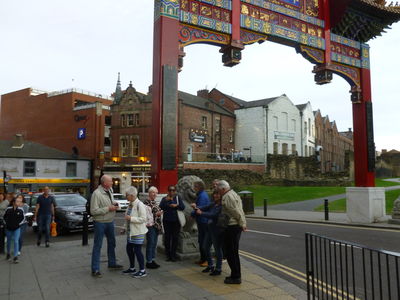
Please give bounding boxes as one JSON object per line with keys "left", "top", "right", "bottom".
{"left": 0, "top": 235, "right": 306, "bottom": 300}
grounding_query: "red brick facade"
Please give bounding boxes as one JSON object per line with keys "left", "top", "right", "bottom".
{"left": 109, "top": 86, "right": 236, "bottom": 165}
{"left": 314, "top": 110, "right": 353, "bottom": 173}
{"left": 0, "top": 88, "right": 112, "bottom": 186}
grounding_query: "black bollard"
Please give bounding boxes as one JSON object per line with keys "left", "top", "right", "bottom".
{"left": 324, "top": 199, "right": 329, "bottom": 221}
{"left": 264, "top": 198, "right": 267, "bottom": 217}
{"left": 82, "top": 212, "right": 88, "bottom": 246}
{"left": 0, "top": 220, "right": 5, "bottom": 254}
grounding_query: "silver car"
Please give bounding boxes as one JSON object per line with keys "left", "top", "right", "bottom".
{"left": 113, "top": 193, "right": 129, "bottom": 211}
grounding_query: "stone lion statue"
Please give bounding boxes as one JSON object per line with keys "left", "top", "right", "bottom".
{"left": 176, "top": 175, "right": 203, "bottom": 234}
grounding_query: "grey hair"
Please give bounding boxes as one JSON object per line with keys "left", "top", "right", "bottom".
{"left": 100, "top": 175, "right": 111, "bottom": 183}
{"left": 216, "top": 180, "right": 230, "bottom": 191}
{"left": 148, "top": 186, "right": 158, "bottom": 193}
{"left": 125, "top": 186, "right": 138, "bottom": 197}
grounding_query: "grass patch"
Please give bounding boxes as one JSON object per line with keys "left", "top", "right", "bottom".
{"left": 239, "top": 185, "right": 346, "bottom": 207}
{"left": 314, "top": 189, "right": 400, "bottom": 214}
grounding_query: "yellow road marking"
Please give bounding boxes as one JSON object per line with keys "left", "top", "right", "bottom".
{"left": 249, "top": 217, "right": 400, "bottom": 233}
{"left": 240, "top": 250, "right": 361, "bottom": 300}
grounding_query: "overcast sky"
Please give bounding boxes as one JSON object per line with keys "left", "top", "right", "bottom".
{"left": 0, "top": 0, "right": 399, "bottom": 151}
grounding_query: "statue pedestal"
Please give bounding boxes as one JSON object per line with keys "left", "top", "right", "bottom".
{"left": 346, "top": 187, "right": 386, "bottom": 223}
{"left": 177, "top": 232, "right": 201, "bottom": 260}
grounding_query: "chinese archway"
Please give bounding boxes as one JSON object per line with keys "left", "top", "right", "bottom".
{"left": 151, "top": 0, "right": 400, "bottom": 194}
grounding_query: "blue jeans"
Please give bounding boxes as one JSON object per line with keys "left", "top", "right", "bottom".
{"left": 209, "top": 225, "right": 224, "bottom": 271}
{"left": 37, "top": 214, "right": 52, "bottom": 242}
{"left": 146, "top": 226, "right": 159, "bottom": 263}
{"left": 6, "top": 228, "right": 21, "bottom": 257}
{"left": 91, "top": 221, "right": 117, "bottom": 272}
{"left": 19, "top": 223, "right": 27, "bottom": 251}
{"left": 203, "top": 226, "right": 213, "bottom": 268}
{"left": 197, "top": 222, "right": 208, "bottom": 262}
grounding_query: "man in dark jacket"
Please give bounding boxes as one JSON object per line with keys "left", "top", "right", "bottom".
{"left": 190, "top": 180, "right": 210, "bottom": 266}
{"left": 34, "top": 186, "right": 55, "bottom": 247}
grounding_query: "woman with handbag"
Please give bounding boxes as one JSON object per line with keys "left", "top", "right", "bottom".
{"left": 122, "top": 186, "right": 148, "bottom": 278}
{"left": 159, "top": 185, "right": 185, "bottom": 262}
{"left": 144, "top": 186, "right": 163, "bottom": 269}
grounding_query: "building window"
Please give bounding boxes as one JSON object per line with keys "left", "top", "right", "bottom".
{"left": 292, "top": 119, "right": 296, "bottom": 132}
{"left": 130, "top": 136, "right": 139, "bottom": 156}
{"left": 304, "top": 121, "right": 307, "bottom": 135}
{"left": 219, "top": 99, "right": 225, "bottom": 105}
{"left": 202, "top": 116, "right": 207, "bottom": 129}
{"left": 305, "top": 145, "right": 308, "bottom": 156}
{"left": 291, "top": 144, "right": 296, "bottom": 155}
{"left": 105, "top": 116, "right": 111, "bottom": 126}
{"left": 127, "top": 113, "right": 139, "bottom": 127}
{"left": 273, "top": 142, "right": 278, "bottom": 154}
{"left": 66, "top": 162, "right": 77, "bottom": 177}
{"left": 229, "top": 131, "right": 234, "bottom": 143}
{"left": 121, "top": 138, "right": 128, "bottom": 157}
{"left": 121, "top": 115, "right": 126, "bottom": 127}
{"left": 281, "top": 112, "right": 288, "bottom": 131}
{"left": 24, "top": 161, "right": 36, "bottom": 176}
{"left": 308, "top": 118, "right": 311, "bottom": 135}
{"left": 273, "top": 116, "right": 278, "bottom": 130}
{"left": 215, "top": 117, "right": 220, "bottom": 132}
{"left": 282, "top": 143, "right": 288, "bottom": 155}
{"left": 127, "top": 114, "right": 134, "bottom": 126}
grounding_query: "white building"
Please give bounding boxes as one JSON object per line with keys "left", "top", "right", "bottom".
{"left": 235, "top": 94, "right": 315, "bottom": 164}
{"left": 0, "top": 135, "right": 90, "bottom": 196}
{"left": 296, "top": 102, "right": 316, "bottom": 156}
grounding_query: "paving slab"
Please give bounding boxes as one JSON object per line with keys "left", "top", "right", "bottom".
{"left": 0, "top": 235, "right": 307, "bottom": 300}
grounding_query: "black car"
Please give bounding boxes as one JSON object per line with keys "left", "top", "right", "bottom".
{"left": 28, "top": 193, "right": 93, "bottom": 234}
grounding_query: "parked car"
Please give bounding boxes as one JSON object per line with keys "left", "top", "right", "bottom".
{"left": 28, "top": 192, "right": 93, "bottom": 234}
{"left": 113, "top": 193, "right": 129, "bottom": 211}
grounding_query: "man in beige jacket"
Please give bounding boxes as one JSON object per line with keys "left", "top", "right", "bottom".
{"left": 90, "top": 175, "right": 123, "bottom": 277}
{"left": 217, "top": 180, "right": 247, "bottom": 284}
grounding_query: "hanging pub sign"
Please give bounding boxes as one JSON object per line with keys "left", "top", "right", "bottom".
{"left": 189, "top": 129, "right": 207, "bottom": 143}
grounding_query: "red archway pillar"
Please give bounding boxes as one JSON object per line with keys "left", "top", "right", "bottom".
{"left": 151, "top": 3, "right": 180, "bottom": 193}
{"left": 352, "top": 68, "right": 375, "bottom": 187}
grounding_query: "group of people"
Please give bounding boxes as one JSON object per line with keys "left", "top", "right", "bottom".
{"left": 90, "top": 175, "right": 247, "bottom": 285}
{"left": 90, "top": 175, "right": 185, "bottom": 278}
{"left": 0, "top": 192, "right": 29, "bottom": 263}
{"left": 191, "top": 179, "right": 247, "bottom": 284}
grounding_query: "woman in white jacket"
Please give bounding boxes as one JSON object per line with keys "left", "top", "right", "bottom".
{"left": 122, "top": 186, "right": 148, "bottom": 278}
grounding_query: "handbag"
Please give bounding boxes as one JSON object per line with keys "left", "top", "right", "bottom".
{"left": 217, "top": 212, "right": 230, "bottom": 229}
{"left": 50, "top": 221, "right": 57, "bottom": 237}
{"left": 176, "top": 196, "right": 186, "bottom": 227}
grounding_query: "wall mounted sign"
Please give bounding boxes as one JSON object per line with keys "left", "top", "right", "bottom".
{"left": 189, "top": 128, "right": 207, "bottom": 143}
{"left": 78, "top": 128, "right": 86, "bottom": 140}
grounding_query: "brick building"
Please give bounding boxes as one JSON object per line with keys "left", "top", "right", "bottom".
{"left": 0, "top": 87, "right": 113, "bottom": 188}
{"left": 314, "top": 110, "right": 354, "bottom": 173}
{"left": 107, "top": 82, "right": 236, "bottom": 193}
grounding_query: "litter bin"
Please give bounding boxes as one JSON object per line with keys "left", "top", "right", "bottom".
{"left": 238, "top": 191, "right": 254, "bottom": 215}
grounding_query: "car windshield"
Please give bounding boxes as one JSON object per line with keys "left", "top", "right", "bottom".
{"left": 55, "top": 194, "right": 87, "bottom": 207}
{"left": 113, "top": 194, "right": 126, "bottom": 200}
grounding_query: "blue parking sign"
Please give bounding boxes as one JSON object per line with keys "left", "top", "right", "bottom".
{"left": 78, "top": 128, "right": 86, "bottom": 140}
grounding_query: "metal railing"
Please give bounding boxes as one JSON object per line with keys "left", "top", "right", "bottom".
{"left": 305, "top": 232, "right": 400, "bottom": 300}
{"left": 183, "top": 152, "right": 265, "bottom": 163}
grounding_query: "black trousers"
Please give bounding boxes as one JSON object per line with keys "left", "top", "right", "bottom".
{"left": 224, "top": 225, "right": 242, "bottom": 279}
{"left": 197, "top": 222, "right": 208, "bottom": 262}
{"left": 163, "top": 220, "right": 180, "bottom": 259}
